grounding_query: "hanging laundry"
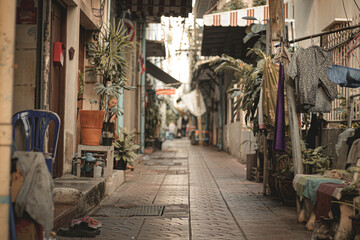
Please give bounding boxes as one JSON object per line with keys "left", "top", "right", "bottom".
{"left": 287, "top": 46, "right": 337, "bottom": 112}
{"left": 262, "top": 59, "right": 288, "bottom": 127}
{"left": 273, "top": 64, "right": 286, "bottom": 151}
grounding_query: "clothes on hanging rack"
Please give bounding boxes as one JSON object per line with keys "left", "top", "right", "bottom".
{"left": 273, "top": 63, "right": 286, "bottom": 152}
{"left": 262, "top": 57, "right": 289, "bottom": 128}
{"left": 287, "top": 45, "right": 337, "bottom": 112}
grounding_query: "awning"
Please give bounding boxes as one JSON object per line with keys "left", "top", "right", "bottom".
{"left": 203, "top": 4, "right": 289, "bottom": 27}
{"left": 146, "top": 60, "right": 182, "bottom": 88}
{"left": 201, "top": 26, "right": 258, "bottom": 60}
{"left": 126, "top": 0, "right": 192, "bottom": 20}
{"left": 146, "top": 40, "right": 165, "bottom": 57}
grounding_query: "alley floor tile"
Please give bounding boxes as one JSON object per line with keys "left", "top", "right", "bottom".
{"left": 61, "top": 139, "right": 312, "bottom": 240}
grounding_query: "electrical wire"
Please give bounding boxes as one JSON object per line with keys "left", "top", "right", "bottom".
{"left": 355, "top": 0, "right": 360, "bottom": 11}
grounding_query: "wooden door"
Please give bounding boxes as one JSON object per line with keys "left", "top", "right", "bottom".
{"left": 50, "top": 1, "right": 66, "bottom": 178}
{"left": 76, "top": 27, "right": 86, "bottom": 148}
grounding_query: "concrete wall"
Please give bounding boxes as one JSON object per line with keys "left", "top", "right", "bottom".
{"left": 321, "top": 128, "right": 344, "bottom": 169}
{"left": 124, "top": 30, "right": 140, "bottom": 137}
{"left": 221, "top": 68, "right": 256, "bottom": 162}
{"left": 294, "top": 0, "right": 359, "bottom": 47}
{"left": 223, "top": 122, "right": 256, "bottom": 163}
{"left": 63, "top": 3, "right": 80, "bottom": 173}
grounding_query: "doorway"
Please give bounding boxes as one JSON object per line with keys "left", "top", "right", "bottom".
{"left": 49, "top": 0, "right": 66, "bottom": 177}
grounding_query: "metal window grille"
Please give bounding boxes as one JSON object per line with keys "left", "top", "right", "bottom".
{"left": 322, "top": 19, "right": 360, "bottom": 123}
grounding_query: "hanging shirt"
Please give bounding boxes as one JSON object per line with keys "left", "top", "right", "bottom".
{"left": 262, "top": 59, "right": 289, "bottom": 127}
{"left": 287, "top": 46, "right": 337, "bottom": 112}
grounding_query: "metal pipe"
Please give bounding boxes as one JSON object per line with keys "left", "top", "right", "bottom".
{"left": 140, "top": 23, "right": 146, "bottom": 153}
{"left": 218, "top": 73, "right": 223, "bottom": 151}
{"left": 290, "top": 24, "right": 360, "bottom": 43}
{"left": 0, "top": 0, "right": 16, "bottom": 238}
{"left": 35, "top": 0, "right": 44, "bottom": 108}
{"left": 116, "top": 1, "right": 125, "bottom": 131}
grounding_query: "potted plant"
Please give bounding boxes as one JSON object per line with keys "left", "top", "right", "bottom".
{"left": 301, "top": 141, "right": 332, "bottom": 175}
{"left": 113, "top": 128, "right": 140, "bottom": 170}
{"left": 80, "top": 19, "right": 134, "bottom": 146}
{"left": 145, "top": 92, "right": 162, "bottom": 149}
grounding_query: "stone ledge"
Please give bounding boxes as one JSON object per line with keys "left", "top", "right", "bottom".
{"left": 105, "top": 170, "right": 125, "bottom": 196}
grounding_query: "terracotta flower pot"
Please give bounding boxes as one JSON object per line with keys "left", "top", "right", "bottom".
{"left": 79, "top": 110, "right": 105, "bottom": 145}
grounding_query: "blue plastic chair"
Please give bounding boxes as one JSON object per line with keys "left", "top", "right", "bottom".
{"left": 12, "top": 110, "right": 61, "bottom": 175}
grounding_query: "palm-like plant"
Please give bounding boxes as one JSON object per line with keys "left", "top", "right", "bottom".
{"left": 211, "top": 50, "right": 266, "bottom": 135}
{"left": 87, "top": 19, "right": 135, "bottom": 121}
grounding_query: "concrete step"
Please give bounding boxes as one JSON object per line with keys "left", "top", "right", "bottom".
{"left": 52, "top": 154, "right": 143, "bottom": 230}
{"left": 54, "top": 204, "right": 78, "bottom": 231}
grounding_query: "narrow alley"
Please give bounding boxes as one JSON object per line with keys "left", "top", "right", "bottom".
{"left": 58, "top": 139, "right": 311, "bottom": 240}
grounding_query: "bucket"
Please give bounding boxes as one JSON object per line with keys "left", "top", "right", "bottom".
{"left": 93, "top": 165, "right": 102, "bottom": 178}
{"left": 327, "top": 64, "right": 360, "bottom": 88}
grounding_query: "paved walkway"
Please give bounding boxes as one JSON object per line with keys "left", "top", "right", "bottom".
{"left": 59, "top": 139, "right": 312, "bottom": 240}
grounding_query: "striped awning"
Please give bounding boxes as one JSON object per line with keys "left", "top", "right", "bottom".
{"left": 203, "top": 4, "right": 289, "bottom": 27}
{"left": 126, "top": 0, "right": 192, "bottom": 18}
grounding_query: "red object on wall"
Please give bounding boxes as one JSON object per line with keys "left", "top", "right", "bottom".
{"left": 53, "top": 42, "right": 65, "bottom": 66}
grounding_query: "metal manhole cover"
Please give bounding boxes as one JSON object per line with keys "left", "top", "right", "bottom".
{"left": 119, "top": 205, "right": 165, "bottom": 217}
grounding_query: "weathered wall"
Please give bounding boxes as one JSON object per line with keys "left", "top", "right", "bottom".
{"left": 13, "top": 0, "right": 38, "bottom": 114}
{"left": 294, "top": 0, "right": 359, "bottom": 47}
{"left": 221, "top": 68, "right": 256, "bottom": 163}
{"left": 223, "top": 123, "right": 256, "bottom": 163}
{"left": 63, "top": 4, "right": 80, "bottom": 173}
{"left": 124, "top": 29, "right": 140, "bottom": 137}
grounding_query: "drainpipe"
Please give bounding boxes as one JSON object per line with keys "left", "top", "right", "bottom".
{"left": 0, "top": 1, "right": 16, "bottom": 239}
{"left": 218, "top": 73, "right": 223, "bottom": 151}
{"left": 140, "top": 23, "right": 146, "bottom": 153}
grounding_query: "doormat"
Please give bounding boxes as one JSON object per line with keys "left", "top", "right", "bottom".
{"left": 119, "top": 205, "right": 165, "bottom": 217}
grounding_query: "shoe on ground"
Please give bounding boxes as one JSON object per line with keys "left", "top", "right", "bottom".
{"left": 72, "top": 215, "right": 102, "bottom": 229}
{"left": 57, "top": 226, "right": 97, "bottom": 237}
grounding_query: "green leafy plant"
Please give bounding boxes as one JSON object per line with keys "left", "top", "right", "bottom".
{"left": 301, "top": 141, "right": 332, "bottom": 175}
{"left": 88, "top": 98, "right": 98, "bottom": 110}
{"left": 113, "top": 128, "right": 140, "bottom": 166}
{"left": 253, "top": 0, "right": 266, "bottom": 7}
{"left": 211, "top": 51, "right": 266, "bottom": 135}
{"left": 145, "top": 96, "right": 162, "bottom": 139}
{"left": 78, "top": 70, "right": 84, "bottom": 101}
{"left": 242, "top": 16, "right": 267, "bottom": 57}
{"left": 222, "top": 0, "right": 247, "bottom": 11}
{"left": 86, "top": 19, "right": 135, "bottom": 122}
{"left": 333, "top": 94, "right": 347, "bottom": 121}
{"left": 274, "top": 140, "right": 294, "bottom": 179}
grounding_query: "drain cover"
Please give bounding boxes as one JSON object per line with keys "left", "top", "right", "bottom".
{"left": 119, "top": 205, "right": 165, "bottom": 217}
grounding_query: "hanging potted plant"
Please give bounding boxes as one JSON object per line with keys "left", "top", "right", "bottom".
{"left": 81, "top": 19, "right": 134, "bottom": 145}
